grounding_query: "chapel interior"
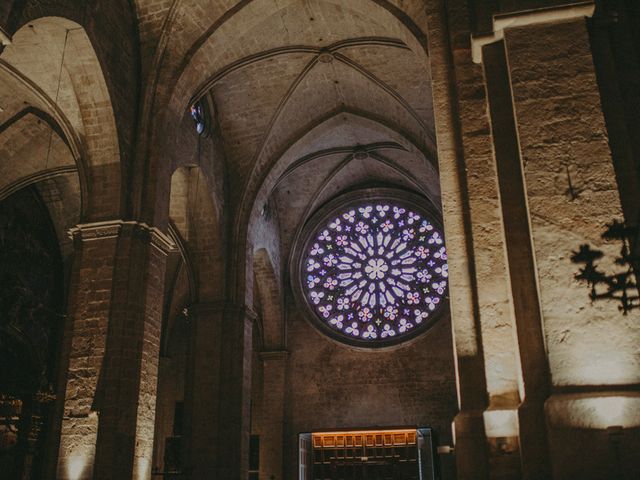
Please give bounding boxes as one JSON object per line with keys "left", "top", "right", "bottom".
{"left": 0, "top": 0, "right": 639, "bottom": 479}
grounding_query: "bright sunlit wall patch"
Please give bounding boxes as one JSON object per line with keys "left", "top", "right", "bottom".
{"left": 292, "top": 190, "right": 448, "bottom": 348}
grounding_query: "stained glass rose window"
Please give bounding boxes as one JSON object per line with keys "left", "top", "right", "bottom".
{"left": 300, "top": 200, "right": 448, "bottom": 346}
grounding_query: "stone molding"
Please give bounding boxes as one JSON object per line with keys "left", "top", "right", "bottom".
{"left": 471, "top": 2, "right": 595, "bottom": 63}
{"left": 259, "top": 350, "right": 290, "bottom": 361}
{"left": 68, "top": 220, "right": 176, "bottom": 253}
{"left": 69, "top": 220, "right": 121, "bottom": 240}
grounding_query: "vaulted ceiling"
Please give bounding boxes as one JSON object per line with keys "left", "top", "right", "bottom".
{"left": 1, "top": 0, "right": 441, "bottom": 275}
{"left": 153, "top": 0, "right": 439, "bottom": 259}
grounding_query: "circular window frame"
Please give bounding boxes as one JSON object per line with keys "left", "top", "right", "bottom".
{"left": 290, "top": 188, "right": 449, "bottom": 349}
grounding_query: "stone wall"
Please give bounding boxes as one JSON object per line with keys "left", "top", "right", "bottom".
{"left": 2, "top": 1, "right": 640, "bottom": 479}
{"left": 283, "top": 301, "right": 458, "bottom": 479}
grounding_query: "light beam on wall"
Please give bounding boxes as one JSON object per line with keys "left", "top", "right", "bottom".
{"left": 136, "top": 457, "right": 150, "bottom": 480}
{"left": 67, "top": 454, "right": 87, "bottom": 480}
{"left": 546, "top": 393, "right": 640, "bottom": 429}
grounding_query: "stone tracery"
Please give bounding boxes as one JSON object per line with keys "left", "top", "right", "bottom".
{"left": 302, "top": 201, "right": 448, "bottom": 345}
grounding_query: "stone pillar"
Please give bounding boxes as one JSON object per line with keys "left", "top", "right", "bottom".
{"left": 183, "top": 303, "right": 221, "bottom": 477}
{"left": 183, "top": 302, "right": 255, "bottom": 479}
{"left": 481, "top": 38, "right": 551, "bottom": 480}
{"left": 56, "top": 221, "right": 173, "bottom": 480}
{"left": 216, "top": 304, "right": 254, "bottom": 480}
{"left": 426, "top": 1, "right": 527, "bottom": 478}
{"left": 504, "top": 13, "right": 640, "bottom": 478}
{"left": 473, "top": 3, "right": 640, "bottom": 478}
{"left": 56, "top": 222, "right": 119, "bottom": 480}
{"left": 259, "top": 350, "right": 288, "bottom": 480}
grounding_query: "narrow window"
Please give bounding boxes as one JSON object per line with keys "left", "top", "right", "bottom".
{"left": 190, "top": 100, "right": 207, "bottom": 135}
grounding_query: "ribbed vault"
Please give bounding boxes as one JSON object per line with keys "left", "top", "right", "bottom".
{"left": 153, "top": 1, "right": 440, "bottom": 300}
{"left": 140, "top": 1, "right": 436, "bottom": 228}
{"left": 0, "top": 16, "right": 121, "bottom": 220}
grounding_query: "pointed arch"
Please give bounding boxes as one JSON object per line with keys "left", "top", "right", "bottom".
{"left": 169, "top": 165, "right": 224, "bottom": 302}
{"left": 1, "top": 16, "right": 122, "bottom": 220}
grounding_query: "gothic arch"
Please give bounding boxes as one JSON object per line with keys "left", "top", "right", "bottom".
{"left": 0, "top": 186, "right": 66, "bottom": 479}
{"left": 0, "top": 63, "right": 85, "bottom": 223}
{"left": 168, "top": 165, "right": 224, "bottom": 302}
{"left": 135, "top": 0, "right": 435, "bottom": 225}
{"left": 233, "top": 108, "right": 440, "bottom": 306}
{"left": 0, "top": 16, "right": 121, "bottom": 220}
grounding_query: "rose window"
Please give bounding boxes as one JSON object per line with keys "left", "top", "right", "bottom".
{"left": 300, "top": 200, "right": 448, "bottom": 346}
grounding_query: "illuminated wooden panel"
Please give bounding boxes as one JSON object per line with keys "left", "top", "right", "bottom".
{"left": 312, "top": 429, "right": 416, "bottom": 449}
{"left": 310, "top": 429, "right": 422, "bottom": 480}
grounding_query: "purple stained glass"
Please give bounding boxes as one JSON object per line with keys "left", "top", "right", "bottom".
{"left": 302, "top": 202, "right": 448, "bottom": 344}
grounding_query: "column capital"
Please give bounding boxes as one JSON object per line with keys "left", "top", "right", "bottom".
{"left": 470, "top": 1, "right": 595, "bottom": 64}
{"left": 68, "top": 220, "right": 176, "bottom": 253}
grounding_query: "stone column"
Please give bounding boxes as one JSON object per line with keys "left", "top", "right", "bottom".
{"left": 259, "top": 350, "right": 288, "bottom": 480}
{"left": 216, "top": 304, "right": 254, "bottom": 480}
{"left": 426, "top": 1, "right": 528, "bottom": 478}
{"left": 473, "top": 3, "right": 640, "bottom": 478}
{"left": 56, "top": 221, "right": 173, "bottom": 480}
{"left": 183, "top": 303, "right": 222, "bottom": 477}
{"left": 56, "top": 222, "right": 119, "bottom": 480}
{"left": 504, "top": 13, "right": 640, "bottom": 478}
{"left": 183, "top": 302, "right": 255, "bottom": 479}
{"left": 481, "top": 38, "right": 551, "bottom": 480}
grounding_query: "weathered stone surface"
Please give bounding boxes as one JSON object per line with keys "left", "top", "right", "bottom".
{"left": 2, "top": 1, "right": 639, "bottom": 479}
